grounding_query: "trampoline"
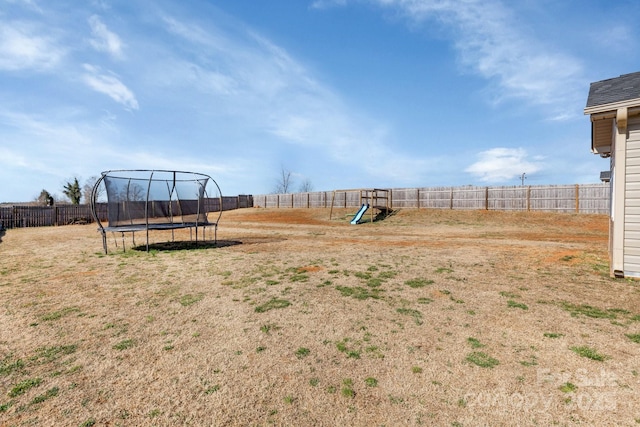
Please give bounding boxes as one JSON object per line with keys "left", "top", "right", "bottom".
{"left": 90, "top": 169, "right": 222, "bottom": 253}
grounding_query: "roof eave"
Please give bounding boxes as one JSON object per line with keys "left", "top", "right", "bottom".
{"left": 584, "top": 97, "right": 640, "bottom": 115}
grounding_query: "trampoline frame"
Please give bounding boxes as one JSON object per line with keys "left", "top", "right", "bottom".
{"left": 90, "top": 169, "right": 222, "bottom": 253}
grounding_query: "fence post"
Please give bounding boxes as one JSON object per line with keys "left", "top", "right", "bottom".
{"left": 485, "top": 187, "right": 489, "bottom": 210}
{"left": 249, "top": 183, "right": 609, "bottom": 215}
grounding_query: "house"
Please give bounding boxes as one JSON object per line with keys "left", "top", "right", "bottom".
{"left": 585, "top": 71, "right": 640, "bottom": 278}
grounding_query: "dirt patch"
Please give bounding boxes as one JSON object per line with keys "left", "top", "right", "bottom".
{"left": 226, "top": 208, "right": 335, "bottom": 226}
{"left": 2, "top": 208, "right": 638, "bottom": 426}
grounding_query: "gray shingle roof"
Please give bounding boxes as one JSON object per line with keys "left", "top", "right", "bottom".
{"left": 586, "top": 71, "right": 640, "bottom": 108}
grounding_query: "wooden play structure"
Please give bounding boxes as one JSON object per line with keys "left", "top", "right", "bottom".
{"left": 329, "top": 188, "right": 391, "bottom": 223}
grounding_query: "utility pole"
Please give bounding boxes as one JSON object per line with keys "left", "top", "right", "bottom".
{"left": 520, "top": 173, "right": 527, "bottom": 186}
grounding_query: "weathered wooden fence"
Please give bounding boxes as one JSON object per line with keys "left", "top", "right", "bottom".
{"left": 0, "top": 195, "right": 254, "bottom": 229}
{"left": 253, "top": 184, "right": 610, "bottom": 214}
{"left": 1, "top": 185, "right": 609, "bottom": 229}
{"left": 0, "top": 205, "right": 95, "bottom": 228}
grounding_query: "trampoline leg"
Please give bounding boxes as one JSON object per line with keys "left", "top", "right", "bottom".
{"left": 101, "top": 230, "right": 108, "bottom": 254}
{"left": 142, "top": 230, "right": 148, "bottom": 252}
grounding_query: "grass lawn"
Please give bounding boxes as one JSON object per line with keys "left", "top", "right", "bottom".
{"left": 1, "top": 208, "right": 639, "bottom": 426}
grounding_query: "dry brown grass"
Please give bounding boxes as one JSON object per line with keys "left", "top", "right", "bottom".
{"left": 1, "top": 208, "right": 639, "bottom": 426}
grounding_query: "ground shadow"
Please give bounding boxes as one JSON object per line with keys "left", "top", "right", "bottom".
{"left": 375, "top": 208, "right": 396, "bottom": 221}
{"left": 0, "top": 227, "right": 5, "bottom": 244}
{"left": 132, "top": 240, "right": 243, "bottom": 252}
{"left": 130, "top": 237, "right": 287, "bottom": 252}
{"left": 357, "top": 208, "right": 396, "bottom": 224}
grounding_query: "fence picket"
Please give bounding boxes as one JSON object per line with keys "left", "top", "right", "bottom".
{"left": 0, "top": 195, "right": 253, "bottom": 229}
{"left": 254, "top": 184, "right": 610, "bottom": 214}
{"left": 0, "top": 186, "right": 609, "bottom": 230}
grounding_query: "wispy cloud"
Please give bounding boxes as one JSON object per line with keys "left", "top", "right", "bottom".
{"left": 4, "top": 0, "right": 44, "bottom": 14}
{"left": 157, "top": 14, "right": 429, "bottom": 184}
{"left": 352, "top": 0, "right": 586, "bottom": 119}
{"left": 82, "top": 64, "right": 139, "bottom": 110}
{"left": 1, "top": 0, "right": 601, "bottom": 202}
{"left": 88, "top": 15, "right": 124, "bottom": 59}
{"left": 310, "top": 0, "right": 347, "bottom": 9}
{"left": 465, "top": 148, "right": 542, "bottom": 183}
{"left": 0, "top": 147, "right": 29, "bottom": 168}
{"left": 157, "top": 15, "right": 381, "bottom": 152}
{"left": 588, "top": 22, "right": 635, "bottom": 57}
{"left": 0, "top": 110, "right": 88, "bottom": 141}
{"left": 0, "top": 21, "right": 64, "bottom": 71}
{"left": 0, "top": 109, "right": 102, "bottom": 183}
{"left": 161, "top": 14, "right": 223, "bottom": 48}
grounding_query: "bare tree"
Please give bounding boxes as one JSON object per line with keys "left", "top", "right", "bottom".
{"left": 298, "top": 178, "right": 314, "bottom": 193}
{"left": 83, "top": 176, "right": 104, "bottom": 204}
{"left": 126, "top": 183, "right": 146, "bottom": 201}
{"left": 273, "top": 167, "right": 293, "bottom": 194}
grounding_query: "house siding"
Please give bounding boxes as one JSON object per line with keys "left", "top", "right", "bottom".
{"left": 624, "top": 116, "right": 640, "bottom": 276}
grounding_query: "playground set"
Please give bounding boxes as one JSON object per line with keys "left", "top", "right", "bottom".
{"left": 329, "top": 188, "right": 391, "bottom": 224}
{"left": 90, "top": 170, "right": 222, "bottom": 253}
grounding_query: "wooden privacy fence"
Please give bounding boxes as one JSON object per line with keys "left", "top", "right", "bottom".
{"left": 0, "top": 195, "right": 253, "bottom": 229}
{"left": 253, "top": 184, "right": 610, "bottom": 214}
{"left": 0, "top": 205, "right": 96, "bottom": 229}
{"left": 0, "top": 185, "right": 609, "bottom": 229}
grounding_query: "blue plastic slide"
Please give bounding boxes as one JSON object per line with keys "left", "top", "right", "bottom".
{"left": 351, "top": 204, "right": 369, "bottom": 224}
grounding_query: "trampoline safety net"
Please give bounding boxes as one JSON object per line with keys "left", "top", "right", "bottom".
{"left": 90, "top": 170, "right": 222, "bottom": 253}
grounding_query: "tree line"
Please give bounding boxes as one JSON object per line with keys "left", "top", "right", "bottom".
{"left": 36, "top": 176, "right": 104, "bottom": 206}
{"left": 34, "top": 166, "right": 309, "bottom": 206}
{"left": 273, "top": 167, "right": 313, "bottom": 194}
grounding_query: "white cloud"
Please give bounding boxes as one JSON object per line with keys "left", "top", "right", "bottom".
{"left": 0, "top": 109, "right": 90, "bottom": 143}
{"left": 82, "top": 64, "right": 139, "bottom": 110}
{"left": 0, "top": 109, "right": 104, "bottom": 190}
{"left": 88, "top": 15, "right": 124, "bottom": 59}
{"left": 0, "top": 22, "right": 64, "bottom": 71}
{"left": 4, "top": 0, "right": 43, "bottom": 13}
{"left": 362, "top": 0, "right": 586, "bottom": 119}
{"left": 164, "top": 61, "right": 237, "bottom": 95}
{"left": 161, "top": 14, "right": 230, "bottom": 51}
{"left": 465, "top": 147, "right": 542, "bottom": 183}
{"left": 310, "top": 0, "right": 347, "bottom": 9}
{"left": 0, "top": 147, "right": 29, "bottom": 168}
{"left": 159, "top": 17, "right": 426, "bottom": 184}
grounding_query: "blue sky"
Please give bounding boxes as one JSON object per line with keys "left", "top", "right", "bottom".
{"left": 1, "top": 0, "right": 638, "bottom": 203}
